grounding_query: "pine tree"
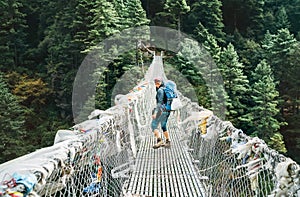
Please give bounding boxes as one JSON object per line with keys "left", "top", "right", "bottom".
{"left": 275, "top": 6, "right": 291, "bottom": 30}
{"left": 0, "top": 73, "right": 27, "bottom": 163}
{"left": 175, "top": 48, "right": 207, "bottom": 106}
{"left": 286, "top": 42, "right": 300, "bottom": 115}
{"left": 264, "top": 0, "right": 285, "bottom": 11}
{"left": 175, "top": 38, "right": 227, "bottom": 118}
{"left": 261, "top": 30, "right": 274, "bottom": 59}
{"left": 186, "top": 0, "right": 225, "bottom": 44}
{"left": 193, "top": 22, "right": 226, "bottom": 112}
{"left": 73, "top": 0, "right": 95, "bottom": 52}
{"left": 156, "top": 0, "right": 190, "bottom": 31}
{"left": 43, "top": 0, "right": 86, "bottom": 122}
{"left": 114, "top": 0, "right": 150, "bottom": 29}
{"left": 264, "top": 0, "right": 300, "bottom": 34}
{"left": 85, "top": 0, "right": 120, "bottom": 52}
{"left": 237, "top": 39, "right": 262, "bottom": 82}
{"left": 285, "top": 0, "right": 300, "bottom": 34}
{"left": 86, "top": 0, "right": 149, "bottom": 111}
{"left": 262, "top": 29, "right": 297, "bottom": 80}
{"left": 219, "top": 43, "right": 250, "bottom": 127}
{"left": 268, "top": 132, "right": 287, "bottom": 153}
{"left": 249, "top": 60, "right": 286, "bottom": 152}
{"left": 245, "top": 0, "right": 265, "bottom": 39}
{"left": 0, "top": 0, "right": 27, "bottom": 71}
{"left": 261, "top": 29, "right": 297, "bottom": 115}
{"left": 263, "top": 11, "right": 277, "bottom": 34}
{"left": 194, "top": 25, "right": 227, "bottom": 114}
{"left": 194, "top": 22, "right": 221, "bottom": 63}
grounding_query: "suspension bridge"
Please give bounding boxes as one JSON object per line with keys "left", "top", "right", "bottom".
{"left": 0, "top": 55, "right": 299, "bottom": 197}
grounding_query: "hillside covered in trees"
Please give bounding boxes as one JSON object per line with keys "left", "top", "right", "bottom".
{"left": 0, "top": 0, "right": 299, "bottom": 164}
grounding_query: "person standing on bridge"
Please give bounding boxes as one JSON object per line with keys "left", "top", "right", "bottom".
{"left": 151, "top": 78, "right": 171, "bottom": 148}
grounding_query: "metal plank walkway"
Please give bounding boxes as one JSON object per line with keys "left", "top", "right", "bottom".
{"left": 126, "top": 119, "right": 207, "bottom": 197}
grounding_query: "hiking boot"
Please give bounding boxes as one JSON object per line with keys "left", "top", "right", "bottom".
{"left": 164, "top": 139, "right": 171, "bottom": 148}
{"left": 153, "top": 138, "right": 163, "bottom": 149}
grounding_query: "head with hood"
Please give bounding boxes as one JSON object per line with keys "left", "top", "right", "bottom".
{"left": 154, "top": 77, "right": 164, "bottom": 89}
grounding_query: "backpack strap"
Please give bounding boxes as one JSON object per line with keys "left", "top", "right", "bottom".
{"left": 162, "top": 87, "right": 168, "bottom": 104}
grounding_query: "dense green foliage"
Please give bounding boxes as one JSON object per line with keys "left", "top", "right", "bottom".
{"left": 249, "top": 60, "right": 286, "bottom": 152}
{"left": 219, "top": 43, "right": 250, "bottom": 127}
{"left": 0, "top": 73, "right": 27, "bottom": 163}
{"left": 0, "top": 0, "right": 299, "bottom": 163}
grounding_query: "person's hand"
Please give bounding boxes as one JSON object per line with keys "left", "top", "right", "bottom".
{"left": 152, "top": 114, "right": 156, "bottom": 119}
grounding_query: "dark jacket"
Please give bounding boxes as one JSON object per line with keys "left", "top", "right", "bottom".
{"left": 154, "top": 86, "right": 165, "bottom": 115}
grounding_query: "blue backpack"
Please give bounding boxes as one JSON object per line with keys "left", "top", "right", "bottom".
{"left": 163, "top": 81, "right": 177, "bottom": 111}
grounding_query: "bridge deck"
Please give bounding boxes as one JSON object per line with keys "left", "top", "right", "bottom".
{"left": 126, "top": 121, "right": 207, "bottom": 197}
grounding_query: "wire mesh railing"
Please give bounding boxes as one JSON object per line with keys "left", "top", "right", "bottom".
{"left": 0, "top": 78, "right": 155, "bottom": 197}
{"left": 178, "top": 104, "right": 300, "bottom": 197}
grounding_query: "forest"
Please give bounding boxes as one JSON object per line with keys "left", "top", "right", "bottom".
{"left": 0, "top": 0, "right": 299, "bottom": 164}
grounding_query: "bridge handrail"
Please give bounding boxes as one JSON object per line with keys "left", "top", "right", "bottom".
{"left": 177, "top": 94, "right": 300, "bottom": 196}
{"left": 0, "top": 80, "right": 153, "bottom": 196}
